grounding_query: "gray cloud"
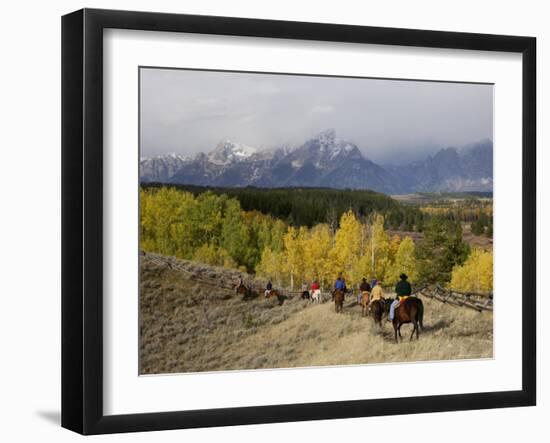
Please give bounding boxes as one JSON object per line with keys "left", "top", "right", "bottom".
{"left": 140, "top": 68, "right": 493, "bottom": 164}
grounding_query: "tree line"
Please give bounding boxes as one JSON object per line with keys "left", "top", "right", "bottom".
{"left": 142, "top": 183, "right": 428, "bottom": 231}
{"left": 140, "top": 187, "right": 492, "bottom": 293}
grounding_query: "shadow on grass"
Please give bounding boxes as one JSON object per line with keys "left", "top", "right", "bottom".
{"left": 375, "top": 319, "right": 454, "bottom": 343}
{"left": 422, "top": 319, "right": 454, "bottom": 332}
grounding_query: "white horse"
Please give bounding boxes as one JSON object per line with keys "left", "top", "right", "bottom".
{"left": 311, "top": 289, "right": 322, "bottom": 304}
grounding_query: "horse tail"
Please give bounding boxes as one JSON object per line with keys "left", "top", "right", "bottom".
{"left": 417, "top": 298, "right": 424, "bottom": 330}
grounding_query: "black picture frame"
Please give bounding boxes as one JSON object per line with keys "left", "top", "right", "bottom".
{"left": 61, "top": 8, "right": 536, "bottom": 435}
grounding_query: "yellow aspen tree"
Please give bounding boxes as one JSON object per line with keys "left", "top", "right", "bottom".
{"left": 450, "top": 248, "right": 493, "bottom": 292}
{"left": 385, "top": 236, "right": 418, "bottom": 285}
{"left": 283, "top": 226, "right": 307, "bottom": 289}
{"left": 192, "top": 243, "right": 219, "bottom": 266}
{"left": 256, "top": 247, "right": 287, "bottom": 287}
{"left": 389, "top": 234, "right": 401, "bottom": 262}
{"left": 367, "top": 214, "right": 391, "bottom": 282}
{"left": 352, "top": 253, "right": 373, "bottom": 285}
{"left": 331, "top": 210, "right": 362, "bottom": 282}
{"left": 303, "top": 224, "right": 333, "bottom": 289}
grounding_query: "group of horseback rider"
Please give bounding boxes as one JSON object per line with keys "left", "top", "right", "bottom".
{"left": 242, "top": 272, "right": 421, "bottom": 342}
{"left": 358, "top": 274, "right": 412, "bottom": 321}
{"left": 259, "top": 272, "right": 413, "bottom": 319}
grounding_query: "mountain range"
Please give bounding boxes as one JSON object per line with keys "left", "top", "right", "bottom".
{"left": 140, "top": 129, "right": 493, "bottom": 194}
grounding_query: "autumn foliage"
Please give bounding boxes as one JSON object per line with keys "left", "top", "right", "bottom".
{"left": 450, "top": 248, "right": 493, "bottom": 293}
{"left": 140, "top": 187, "right": 492, "bottom": 292}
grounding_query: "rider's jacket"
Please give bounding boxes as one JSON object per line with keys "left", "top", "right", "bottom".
{"left": 335, "top": 279, "right": 345, "bottom": 290}
{"left": 395, "top": 280, "right": 412, "bottom": 298}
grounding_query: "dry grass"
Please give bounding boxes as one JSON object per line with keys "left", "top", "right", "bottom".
{"left": 139, "top": 252, "right": 493, "bottom": 375}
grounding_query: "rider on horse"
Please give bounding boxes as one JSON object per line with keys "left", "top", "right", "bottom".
{"left": 311, "top": 279, "right": 320, "bottom": 292}
{"left": 333, "top": 273, "right": 347, "bottom": 296}
{"left": 359, "top": 278, "right": 371, "bottom": 293}
{"left": 310, "top": 279, "right": 321, "bottom": 302}
{"left": 265, "top": 279, "right": 273, "bottom": 298}
{"left": 236, "top": 276, "right": 244, "bottom": 293}
{"left": 358, "top": 277, "right": 371, "bottom": 304}
{"left": 370, "top": 279, "right": 384, "bottom": 304}
{"left": 389, "top": 273, "right": 412, "bottom": 321}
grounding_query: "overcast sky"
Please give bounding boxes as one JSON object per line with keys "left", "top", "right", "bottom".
{"left": 140, "top": 67, "right": 493, "bottom": 165}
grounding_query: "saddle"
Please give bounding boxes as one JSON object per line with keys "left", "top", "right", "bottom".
{"left": 395, "top": 295, "right": 411, "bottom": 308}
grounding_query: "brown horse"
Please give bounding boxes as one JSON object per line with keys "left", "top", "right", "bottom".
{"left": 370, "top": 298, "right": 388, "bottom": 327}
{"left": 235, "top": 282, "right": 258, "bottom": 300}
{"left": 392, "top": 297, "right": 424, "bottom": 343}
{"left": 333, "top": 289, "right": 345, "bottom": 313}
{"left": 265, "top": 289, "right": 287, "bottom": 306}
{"left": 360, "top": 291, "right": 370, "bottom": 317}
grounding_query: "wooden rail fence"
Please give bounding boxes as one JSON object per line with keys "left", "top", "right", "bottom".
{"left": 143, "top": 252, "right": 493, "bottom": 311}
{"left": 416, "top": 284, "right": 493, "bottom": 312}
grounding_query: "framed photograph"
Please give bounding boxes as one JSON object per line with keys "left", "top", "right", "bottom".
{"left": 61, "top": 8, "right": 536, "bottom": 435}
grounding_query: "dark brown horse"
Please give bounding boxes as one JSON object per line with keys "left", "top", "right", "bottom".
{"left": 370, "top": 298, "right": 388, "bottom": 327}
{"left": 265, "top": 289, "right": 287, "bottom": 306}
{"left": 235, "top": 282, "right": 258, "bottom": 300}
{"left": 392, "top": 297, "right": 424, "bottom": 343}
{"left": 333, "top": 289, "right": 345, "bottom": 313}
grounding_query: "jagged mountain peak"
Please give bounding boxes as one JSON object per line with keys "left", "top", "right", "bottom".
{"left": 310, "top": 129, "right": 356, "bottom": 153}
{"left": 140, "top": 153, "right": 191, "bottom": 183}
{"left": 141, "top": 152, "right": 190, "bottom": 162}
{"left": 295, "top": 130, "right": 362, "bottom": 165}
{"left": 140, "top": 136, "right": 492, "bottom": 194}
{"left": 207, "top": 140, "right": 258, "bottom": 165}
{"left": 315, "top": 128, "right": 337, "bottom": 148}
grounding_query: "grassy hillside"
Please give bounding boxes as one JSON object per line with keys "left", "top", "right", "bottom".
{"left": 140, "top": 252, "right": 493, "bottom": 375}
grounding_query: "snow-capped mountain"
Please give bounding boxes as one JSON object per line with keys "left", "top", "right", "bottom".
{"left": 140, "top": 153, "right": 190, "bottom": 183}
{"left": 140, "top": 131, "right": 493, "bottom": 194}
{"left": 285, "top": 129, "right": 362, "bottom": 170}
{"left": 206, "top": 140, "right": 258, "bottom": 165}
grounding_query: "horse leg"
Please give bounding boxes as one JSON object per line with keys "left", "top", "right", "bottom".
{"left": 393, "top": 323, "right": 398, "bottom": 343}
{"left": 398, "top": 324, "right": 403, "bottom": 342}
{"left": 410, "top": 322, "right": 417, "bottom": 341}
